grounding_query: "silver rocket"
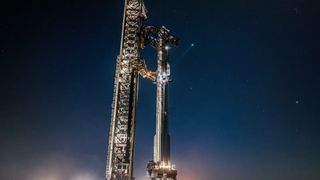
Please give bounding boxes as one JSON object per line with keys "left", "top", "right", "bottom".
{"left": 146, "top": 26, "right": 178, "bottom": 180}
{"left": 154, "top": 37, "right": 171, "bottom": 163}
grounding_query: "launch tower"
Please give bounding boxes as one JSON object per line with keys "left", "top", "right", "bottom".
{"left": 105, "top": 1, "right": 178, "bottom": 180}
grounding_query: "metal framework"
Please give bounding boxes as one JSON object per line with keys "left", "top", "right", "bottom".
{"left": 106, "top": 1, "right": 178, "bottom": 180}
{"left": 106, "top": 0, "right": 146, "bottom": 179}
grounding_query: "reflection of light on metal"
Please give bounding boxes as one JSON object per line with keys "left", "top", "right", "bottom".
{"left": 158, "top": 71, "right": 169, "bottom": 83}
{"left": 158, "top": 161, "right": 176, "bottom": 170}
{"left": 143, "top": 71, "right": 156, "bottom": 81}
{"left": 147, "top": 160, "right": 177, "bottom": 179}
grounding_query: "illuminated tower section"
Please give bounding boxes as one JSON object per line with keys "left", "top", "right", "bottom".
{"left": 105, "top": 0, "right": 151, "bottom": 179}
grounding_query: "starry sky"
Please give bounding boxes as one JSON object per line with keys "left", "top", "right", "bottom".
{"left": 1, "top": 0, "right": 320, "bottom": 180}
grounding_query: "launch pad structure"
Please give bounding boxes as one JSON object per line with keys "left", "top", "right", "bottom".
{"left": 105, "top": 0, "right": 178, "bottom": 180}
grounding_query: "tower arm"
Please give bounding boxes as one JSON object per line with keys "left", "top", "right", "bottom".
{"left": 132, "top": 58, "right": 156, "bottom": 81}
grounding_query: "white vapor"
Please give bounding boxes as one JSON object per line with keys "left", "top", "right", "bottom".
{"left": 1, "top": 152, "right": 104, "bottom": 180}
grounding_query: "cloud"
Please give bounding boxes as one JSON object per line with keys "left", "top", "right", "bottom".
{"left": 70, "top": 172, "right": 100, "bottom": 180}
{"left": 1, "top": 152, "right": 104, "bottom": 180}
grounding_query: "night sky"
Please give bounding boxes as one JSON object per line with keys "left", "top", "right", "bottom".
{"left": 1, "top": 0, "right": 320, "bottom": 180}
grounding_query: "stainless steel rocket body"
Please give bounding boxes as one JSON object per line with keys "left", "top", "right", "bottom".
{"left": 147, "top": 32, "right": 178, "bottom": 180}
{"left": 154, "top": 38, "right": 171, "bottom": 163}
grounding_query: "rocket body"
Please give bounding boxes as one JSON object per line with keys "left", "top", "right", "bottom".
{"left": 154, "top": 38, "right": 171, "bottom": 163}
{"left": 147, "top": 27, "right": 178, "bottom": 180}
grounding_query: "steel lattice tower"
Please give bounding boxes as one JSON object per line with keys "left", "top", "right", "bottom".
{"left": 106, "top": 1, "right": 146, "bottom": 179}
